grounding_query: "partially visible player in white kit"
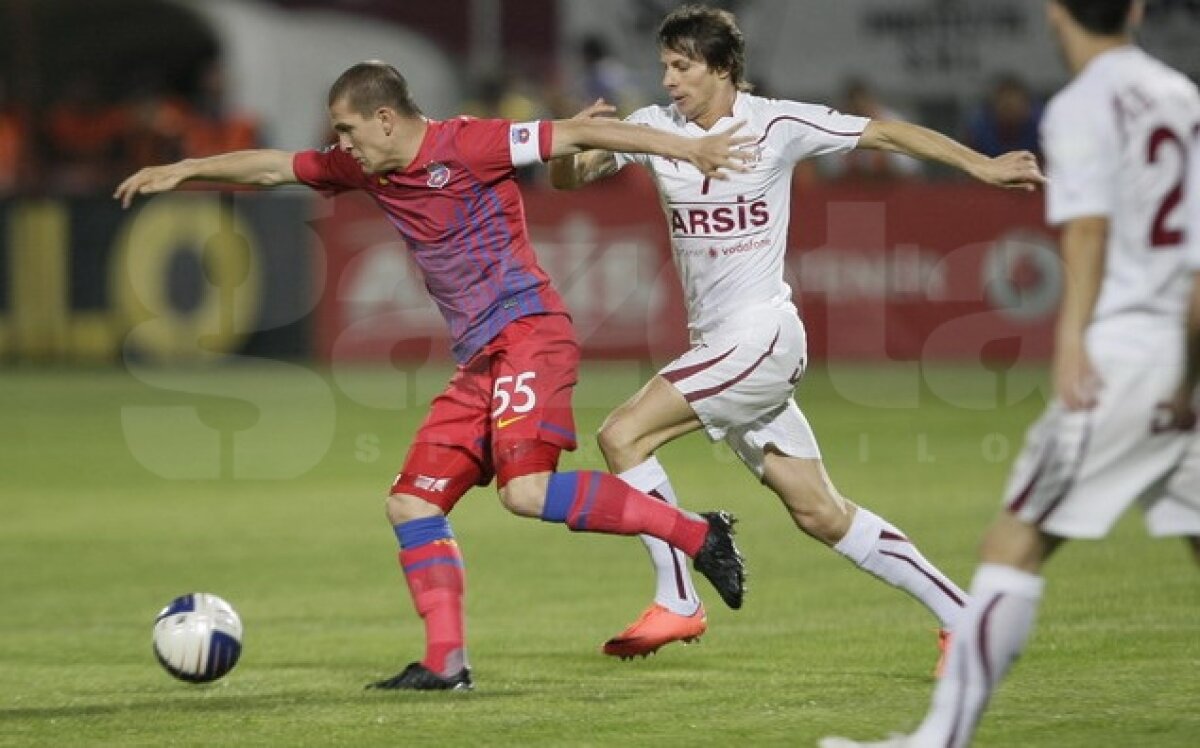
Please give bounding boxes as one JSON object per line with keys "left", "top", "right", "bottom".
{"left": 551, "top": 3, "right": 1044, "bottom": 670}
{"left": 1143, "top": 108, "right": 1200, "bottom": 566}
{"left": 822, "top": 1, "right": 1200, "bottom": 746}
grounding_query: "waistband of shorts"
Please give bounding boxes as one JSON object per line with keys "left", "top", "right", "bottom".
{"left": 690, "top": 302, "right": 800, "bottom": 339}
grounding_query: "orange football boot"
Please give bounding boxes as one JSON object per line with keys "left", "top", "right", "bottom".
{"left": 934, "top": 628, "right": 953, "bottom": 678}
{"left": 602, "top": 604, "right": 707, "bottom": 659}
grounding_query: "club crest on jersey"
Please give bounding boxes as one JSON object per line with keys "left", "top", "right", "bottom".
{"left": 426, "top": 162, "right": 451, "bottom": 188}
{"left": 511, "top": 127, "right": 531, "bottom": 145}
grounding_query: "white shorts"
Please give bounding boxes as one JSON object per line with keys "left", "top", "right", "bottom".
{"left": 1141, "top": 433, "right": 1200, "bottom": 537}
{"left": 1142, "top": 495, "right": 1200, "bottom": 537}
{"left": 661, "top": 307, "right": 820, "bottom": 477}
{"left": 1003, "top": 329, "right": 1189, "bottom": 539}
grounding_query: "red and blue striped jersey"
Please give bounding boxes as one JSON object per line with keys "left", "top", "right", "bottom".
{"left": 294, "top": 117, "right": 567, "bottom": 362}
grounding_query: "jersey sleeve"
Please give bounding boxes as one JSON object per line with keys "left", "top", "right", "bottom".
{"left": 292, "top": 147, "right": 367, "bottom": 193}
{"left": 772, "top": 100, "right": 869, "bottom": 164}
{"left": 612, "top": 108, "right": 658, "bottom": 170}
{"left": 1041, "top": 94, "right": 1117, "bottom": 226}
{"left": 456, "top": 118, "right": 554, "bottom": 181}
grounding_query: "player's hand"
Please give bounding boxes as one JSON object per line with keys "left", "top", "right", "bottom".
{"left": 1153, "top": 389, "right": 1197, "bottom": 433}
{"left": 976, "top": 150, "right": 1046, "bottom": 192}
{"left": 571, "top": 98, "right": 618, "bottom": 121}
{"left": 689, "top": 120, "right": 755, "bottom": 179}
{"left": 1052, "top": 338, "right": 1101, "bottom": 410}
{"left": 113, "top": 163, "right": 189, "bottom": 209}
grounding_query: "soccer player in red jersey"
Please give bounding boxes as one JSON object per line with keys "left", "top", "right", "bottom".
{"left": 116, "top": 60, "right": 753, "bottom": 691}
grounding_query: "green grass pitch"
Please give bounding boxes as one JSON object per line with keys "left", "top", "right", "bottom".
{"left": 1, "top": 362, "right": 1196, "bottom": 746}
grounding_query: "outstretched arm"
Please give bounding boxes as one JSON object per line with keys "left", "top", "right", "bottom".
{"left": 114, "top": 149, "right": 298, "bottom": 208}
{"left": 550, "top": 149, "right": 621, "bottom": 190}
{"left": 858, "top": 119, "right": 1045, "bottom": 191}
{"left": 549, "top": 107, "right": 750, "bottom": 180}
{"left": 548, "top": 99, "right": 622, "bottom": 190}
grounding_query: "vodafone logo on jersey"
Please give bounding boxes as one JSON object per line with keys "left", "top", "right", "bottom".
{"left": 670, "top": 196, "right": 769, "bottom": 236}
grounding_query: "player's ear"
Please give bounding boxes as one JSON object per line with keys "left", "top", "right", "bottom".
{"left": 377, "top": 107, "right": 394, "bottom": 134}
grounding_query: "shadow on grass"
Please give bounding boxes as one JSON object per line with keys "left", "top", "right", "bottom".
{"left": 0, "top": 688, "right": 526, "bottom": 722}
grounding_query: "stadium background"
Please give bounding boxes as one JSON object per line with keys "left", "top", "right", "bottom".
{"left": 3, "top": 0, "right": 1198, "bottom": 370}
{"left": 2, "top": 3, "right": 1199, "bottom": 746}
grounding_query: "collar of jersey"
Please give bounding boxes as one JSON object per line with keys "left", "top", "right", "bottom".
{"left": 672, "top": 91, "right": 749, "bottom": 134}
{"left": 1081, "top": 44, "right": 1138, "bottom": 78}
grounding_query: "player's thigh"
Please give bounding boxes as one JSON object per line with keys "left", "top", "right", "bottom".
{"left": 392, "top": 365, "right": 493, "bottom": 514}
{"left": 488, "top": 314, "right": 580, "bottom": 487}
{"left": 599, "top": 375, "right": 703, "bottom": 457}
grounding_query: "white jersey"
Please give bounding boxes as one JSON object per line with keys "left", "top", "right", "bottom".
{"left": 1190, "top": 119, "right": 1200, "bottom": 270}
{"left": 1041, "top": 46, "right": 1200, "bottom": 332}
{"left": 615, "top": 93, "right": 867, "bottom": 339}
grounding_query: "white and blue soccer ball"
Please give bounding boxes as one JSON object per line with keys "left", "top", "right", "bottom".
{"left": 152, "top": 593, "right": 243, "bottom": 683}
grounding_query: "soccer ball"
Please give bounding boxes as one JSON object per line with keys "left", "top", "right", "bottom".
{"left": 152, "top": 593, "right": 244, "bottom": 683}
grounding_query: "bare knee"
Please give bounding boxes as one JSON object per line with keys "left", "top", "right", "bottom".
{"left": 978, "top": 512, "right": 1057, "bottom": 572}
{"left": 385, "top": 492, "right": 444, "bottom": 525}
{"left": 597, "top": 413, "right": 645, "bottom": 472}
{"left": 498, "top": 472, "right": 551, "bottom": 518}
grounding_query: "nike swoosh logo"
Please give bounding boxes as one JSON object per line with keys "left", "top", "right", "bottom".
{"left": 497, "top": 415, "right": 528, "bottom": 429}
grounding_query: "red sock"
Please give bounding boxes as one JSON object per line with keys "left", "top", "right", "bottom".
{"left": 398, "top": 540, "right": 465, "bottom": 676}
{"left": 553, "top": 471, "right": 708, "bottom": 556}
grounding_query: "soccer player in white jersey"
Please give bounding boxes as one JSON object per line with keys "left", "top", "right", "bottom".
{"left": 550, "top": 3, "right": 1044, "bottom": 670}
{"left": 821, "top": 1, "right": 1200, "bottom": 746}
{"left": 1142, "top": 109, "right": 1200, "bottom": 569}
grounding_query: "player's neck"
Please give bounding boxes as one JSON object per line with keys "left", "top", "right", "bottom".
{"left": 1065, "top": 33, "right": 1132, "bottom": 76}
{"left": 692, "top": 88, "right": 738, "bottom": 131}
{"left": 383, "top": 117, "right": 430, "bottom": 172}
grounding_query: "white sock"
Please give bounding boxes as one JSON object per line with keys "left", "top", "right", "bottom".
{"left": 911, "top": 563, "right": 1045, "bottom": 748}
{"left": 833, "top": 507, "right": 969, "bottom": 628}
{"left": 618, "top": 457, "right": 701, "bottom": 616}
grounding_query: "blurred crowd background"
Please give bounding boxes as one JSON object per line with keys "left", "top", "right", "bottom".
{"left": 2, "top": 0, "right": 1199, "bottom": 367}
{"left": 2, "top": 0, "right": 1196, "bottom": 195}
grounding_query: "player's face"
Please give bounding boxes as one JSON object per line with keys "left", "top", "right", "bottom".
{"left": 328, "top": 98, "right": 389, "bottom": 173}
{"left": 660, "top": 48, "right": 733, "bottom": 129}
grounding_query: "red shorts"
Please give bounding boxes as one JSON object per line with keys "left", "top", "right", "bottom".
{"left": 393, "top": 313, "right": 580, "bottom": 510}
